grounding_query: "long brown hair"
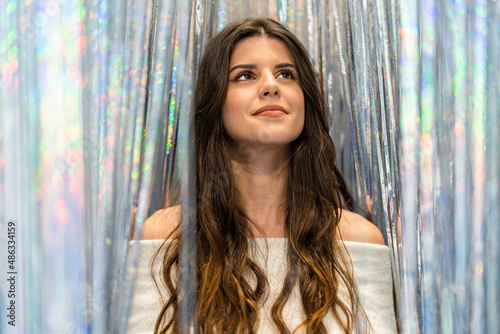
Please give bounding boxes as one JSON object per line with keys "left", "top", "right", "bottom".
{"left": 153, "top": 18, "right": 367, "bottom": 334}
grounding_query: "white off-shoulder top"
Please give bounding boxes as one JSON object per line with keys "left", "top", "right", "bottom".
{"left": 126, "top": 239, "right": 397, "bottom": 333}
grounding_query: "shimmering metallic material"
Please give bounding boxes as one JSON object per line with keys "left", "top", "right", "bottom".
{"left": 1, "top": 0, "right": 498, "bottom": 333}
{"left": 399, "top": 0, "right": 499, "bottom": 332}
{"left": 0, "top": 0, "right": 155, "bottom": 332}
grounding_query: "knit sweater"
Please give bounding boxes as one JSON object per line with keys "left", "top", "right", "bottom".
{"left": 127, "top": 239, "right": 397, "bottom": 333}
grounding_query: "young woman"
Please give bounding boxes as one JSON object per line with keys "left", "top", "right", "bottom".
{"left": 129, "top": 18, "right": 396, "bottom": 334}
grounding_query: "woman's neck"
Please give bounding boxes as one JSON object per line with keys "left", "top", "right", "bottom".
{"left": 228, "top": 142, "right": 290, "bottom": 237}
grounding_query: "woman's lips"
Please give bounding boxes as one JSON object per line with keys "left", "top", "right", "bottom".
{"left": 253, "top": 105, "right": 287, "bottom": 117}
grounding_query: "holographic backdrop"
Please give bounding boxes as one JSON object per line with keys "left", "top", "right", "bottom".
{"left": 399, "top": 0, "right": 499, "bottom": 333}
{"left": 0, "top": 0, "right": 498, "bottom": 333}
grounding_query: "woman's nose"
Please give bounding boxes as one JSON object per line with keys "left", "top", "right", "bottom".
{"left": 259, "top": 72, "right": 280, "bottom": 98}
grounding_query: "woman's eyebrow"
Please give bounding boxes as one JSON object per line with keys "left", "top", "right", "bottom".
{"left": 229, "top": 64, "right": 256, "bottom": 73}
{"left": 229, "top": 63, "right": 296, "bottom": 73}
{"left": 275, "top": 63, "right": 296, "bottom": 69}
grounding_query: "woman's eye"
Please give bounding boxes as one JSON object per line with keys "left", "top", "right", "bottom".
{"left": 276, "top": 70, "right": 296, "bottom": 80}
{"left": 234, "top": 72, "right": 254, "bottom": 81}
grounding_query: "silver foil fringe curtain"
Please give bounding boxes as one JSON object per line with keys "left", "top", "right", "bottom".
{"left": 0, "top": 0, "right": 498, "bottom": 333}
{"left": 399, "top": 0, "right": 499, "bottom": 333}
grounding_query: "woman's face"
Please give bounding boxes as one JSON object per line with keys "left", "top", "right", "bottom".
{"left": 222, "top": 36, "right": 305, "bottom": 148}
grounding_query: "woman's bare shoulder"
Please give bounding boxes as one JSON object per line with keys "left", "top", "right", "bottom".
{"left": 141, "top": 205, "right": 181, "bottom": 240}
{"left": 337, "top": 209, "right": 385, "bottom": 245}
